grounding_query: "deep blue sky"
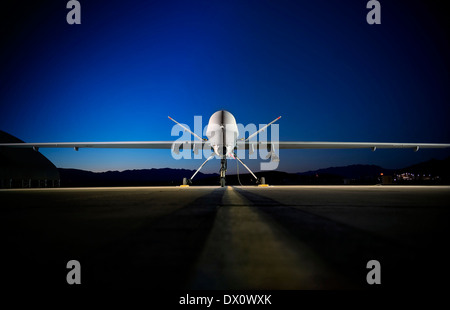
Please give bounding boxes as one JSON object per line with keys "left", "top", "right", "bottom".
{"left": 1, "top": 0, "right": 449, "bottom": 173}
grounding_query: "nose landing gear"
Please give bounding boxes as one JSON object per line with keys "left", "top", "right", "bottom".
{"left": 220, "top": 157, "right": 227, "bottom": 187}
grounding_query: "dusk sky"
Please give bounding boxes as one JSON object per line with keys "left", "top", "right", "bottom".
{"left": 1, "top": 0, "right": 449, "bottom": 174}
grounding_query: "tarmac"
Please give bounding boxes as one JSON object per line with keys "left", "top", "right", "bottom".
{"left": 1, "top": 185, "right": 449, "bottom": 289}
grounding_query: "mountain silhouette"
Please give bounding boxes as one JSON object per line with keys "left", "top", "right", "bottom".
{"left": 58, "top": 157, "right": 450, "bottom": 186}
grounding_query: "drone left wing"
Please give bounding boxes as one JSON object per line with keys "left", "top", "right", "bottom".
{"left": 0, "top": 141, "right": 210, "bottom": 154}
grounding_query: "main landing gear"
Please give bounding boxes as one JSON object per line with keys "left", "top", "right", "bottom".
{"left": 182, "top": 154, "right": 215, "bottom": 187}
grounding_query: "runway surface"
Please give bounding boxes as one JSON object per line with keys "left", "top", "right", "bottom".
{"left": 1, "top": 185, "right": 449, "bottom": 289}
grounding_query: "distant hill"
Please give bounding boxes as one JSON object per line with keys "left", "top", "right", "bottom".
{"left": 397, "top": 157, "right": 450, "bottom": 176}
{"left": 299, "top": 164, "right": 394, "bottom": 179}
{"left": 58, "top": 168, "right": 218, "bottom": 187}
{"left": 58, "top": 157, "right": 450, "bottom": 186}
{"left": 296, "top": 157, "right": 450, "bottom": 184}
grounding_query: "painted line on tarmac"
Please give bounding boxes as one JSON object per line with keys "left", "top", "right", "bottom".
{"left": 189, "top": 186, "right": 343, "bottom": 289}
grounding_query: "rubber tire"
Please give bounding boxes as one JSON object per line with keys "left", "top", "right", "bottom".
{"left": 260, "top": 177, "right": 265, "bottom": 184}
{"left": 220, "top": 178, "right": 226, "bottom": 187}
{"left": 183, "top": 178, "right": 187, "bottom": 185}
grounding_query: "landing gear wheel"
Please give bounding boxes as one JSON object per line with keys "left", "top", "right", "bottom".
{"left": 260, "top": 177, "right": 265, "bottom": 185}
{"left": 182, "top": 178, "right": 187, "bottom": 185}
{"left": 220, "top": 178, "right": 226, "bottom": 187}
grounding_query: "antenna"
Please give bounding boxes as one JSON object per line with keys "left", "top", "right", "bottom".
{"left": 242, "top": 116, "right": 281, "bottom": 141}
{"left": 168, "top": 116, "right": 206, "bottom": 141}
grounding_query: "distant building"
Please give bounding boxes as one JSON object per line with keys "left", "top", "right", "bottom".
{"left": 381, "top": 175, "right": 393, "bottom": 184}
{"left": 396, "top": 172, "right": 438, "bottom": 182}
{"left": 0, "top": 130, "right": 59, "bottom": 188}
